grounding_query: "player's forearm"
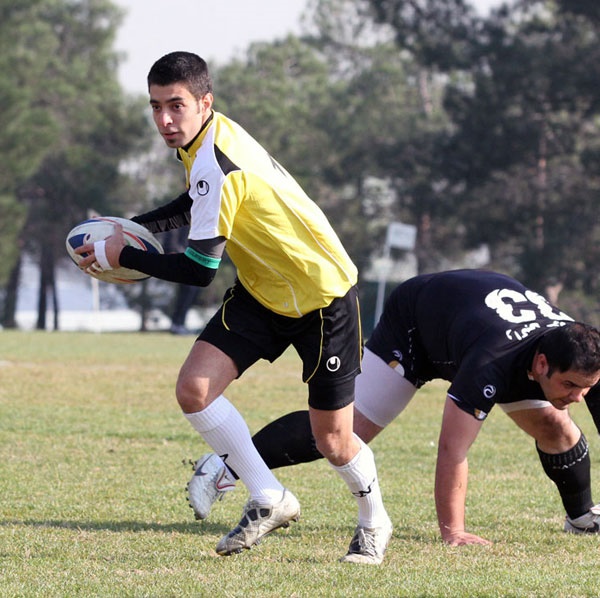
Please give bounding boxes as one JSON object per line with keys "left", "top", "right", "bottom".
{"left": 435, "top": 454, "right": 469, "bottom": 542}
{"left": 120, "top": 247, "right": 216, "bottom": 286}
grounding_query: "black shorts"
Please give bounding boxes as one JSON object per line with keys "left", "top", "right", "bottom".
{"left": 366, "top": 277, "right": 438, "bottom": 388}
{"left": 198, "top": 281, "right": 362, "bottom": 410}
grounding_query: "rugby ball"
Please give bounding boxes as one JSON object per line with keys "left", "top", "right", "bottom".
{"left": 65, "top": 216, "right": 163, "bottom": 284}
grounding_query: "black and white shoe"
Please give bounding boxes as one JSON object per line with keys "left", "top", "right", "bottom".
{"left": 216, "top": 489, "right": 300, "bottom": 555}
{"left": 564, "top": 505, "right": 600, "bottom": 533}
{"left": 339, "top": 517, "right": 393, "bottom": 565}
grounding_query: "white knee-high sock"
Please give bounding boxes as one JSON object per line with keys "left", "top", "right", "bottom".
{"left": 330, "top": 435, "right": 389, "bottom": 528}
{"left": 185, "top": 395, "right": 284, "bottom": 504}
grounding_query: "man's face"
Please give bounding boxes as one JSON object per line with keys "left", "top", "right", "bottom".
{"left": 149, "top": 83, "right": 212, "bottom": 148}
{"left": 534, "top": 354, "right": 600, "bottom": 409}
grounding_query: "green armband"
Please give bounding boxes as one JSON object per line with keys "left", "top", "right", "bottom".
{"left": 184, "top": 247, "right": 221, "bottom": 269}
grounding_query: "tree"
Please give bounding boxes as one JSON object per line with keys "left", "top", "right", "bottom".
{"left": 363, "top": 0, "right": 600, "bottom": 320}
{"left": 1, "top": 0, "right": 151, "bottom": 329}
{"left": 0, "top": 0, "right": 58, "bottom": 289}
{"left": 367, "top": 0, "right": 480, "bottom": 70}
{"left": 215, "top": 0, "right": 451, "bottom": 275}
{"left": 439, "top": 1, "right": 600, "bottom": 301}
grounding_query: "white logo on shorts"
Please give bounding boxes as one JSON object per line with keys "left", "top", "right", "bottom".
{"left": 326, "top": 356, "right": 341, "bottom": 372}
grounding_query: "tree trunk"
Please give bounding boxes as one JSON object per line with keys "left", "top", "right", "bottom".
{"left": 139, "top": 280, "right": 149, "bottom": 332}
{"left": 535, "top": 133, "right": 547, "bottom": 252}
{"left": 50, "top": 252, "right": 59, "bottom": 331}
{"left": 415, "top": 212, "right": 431, "bottom": 275}
{"left": 37, "top": 250, "right": 50, "bottom": 330}
{"left": 1, "top": 255, "right": 21, "bottom": 329}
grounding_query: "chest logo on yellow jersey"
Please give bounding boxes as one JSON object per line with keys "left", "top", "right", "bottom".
{"left": 326, "top": 356, "right": 341, "bottom": 372}
{"left": 196, "top": 180, "right": 210, "bottom": 196}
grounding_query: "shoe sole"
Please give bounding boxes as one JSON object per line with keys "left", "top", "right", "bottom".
{"left": 340, "top": 553, "right": 385, "bottom": 565}
{"left": 217, "top": 512, "right": 301, "bottom": 556}
{"left": 564, "top": 523, "right": 600, "bottom": 534}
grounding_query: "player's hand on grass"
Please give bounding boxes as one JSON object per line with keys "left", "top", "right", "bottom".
{"left": 76, "top": 223, "right": 126, "bottom": 273}
{"left": 442, "top": 530, "right": 492, "bottom": 546}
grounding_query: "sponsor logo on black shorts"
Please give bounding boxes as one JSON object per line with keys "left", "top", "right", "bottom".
{"left": 326, "top": 356, "right": 341, "bottom": 372}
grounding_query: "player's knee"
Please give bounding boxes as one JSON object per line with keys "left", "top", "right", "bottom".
{"left": 175, "top": 372, "right": 209, "bottom": 413}
{"left": 313, "top": 432, "right": 358, "bottom": 467}
{"left": 536, "top": 412, "right": 580, "bottom": 451}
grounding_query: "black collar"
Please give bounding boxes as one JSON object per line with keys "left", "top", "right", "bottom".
{"left": 176, "top": 110, "right": 215, "bottom": 159}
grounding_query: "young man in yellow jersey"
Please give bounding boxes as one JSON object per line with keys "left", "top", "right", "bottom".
{"left": 77, "top": 51, "right": 391, "bottom": 564}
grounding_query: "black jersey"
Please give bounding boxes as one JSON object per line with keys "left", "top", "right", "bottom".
{"left": 367, "top": 270, "right": 573, "bottom": 419}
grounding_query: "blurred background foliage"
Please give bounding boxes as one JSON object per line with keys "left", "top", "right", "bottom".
{"left": 1, "top": 0, "right": 599, "bottom": 330}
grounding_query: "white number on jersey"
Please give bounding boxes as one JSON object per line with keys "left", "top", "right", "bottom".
{"left": 485, "top": 288, "right": 573, "bottom": 341}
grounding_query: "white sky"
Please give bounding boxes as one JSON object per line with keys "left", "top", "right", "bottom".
{"left": 114, "top": 0, "right": 502, "bottom": 95}
{"left": 114, "top": 0, "right": 307, "bottom": 94}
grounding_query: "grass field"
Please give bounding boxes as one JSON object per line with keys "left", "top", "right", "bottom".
{"left": 1, "top": 330, "right": 600, "bottom": 597}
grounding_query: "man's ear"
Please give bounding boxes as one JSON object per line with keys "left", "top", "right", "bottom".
{"left": 199, "top": 92, "right": 213, "bottom": 112}
{"left": 533, "top": 352, "right": 550, "bottom": 378}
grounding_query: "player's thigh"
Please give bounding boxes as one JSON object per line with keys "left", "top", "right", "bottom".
{"left": 354, "top": 347, "right": 418, "bottom": 429}
{"left": 503, "top": 402, "right": 580, "bottom": 452}
{"left": 296, "top": 286, "right": 361, "bottom": 411}
{"left": 176, "top": 340, "right": 239, "bottom": 410}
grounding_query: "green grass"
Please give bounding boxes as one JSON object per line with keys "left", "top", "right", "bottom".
{"left": 1, "top": 330, "right": 600, "bottom": 597}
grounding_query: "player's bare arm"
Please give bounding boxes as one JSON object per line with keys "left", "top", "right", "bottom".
{"left": 435, "top": 396, "right": 491, "bottom": 546}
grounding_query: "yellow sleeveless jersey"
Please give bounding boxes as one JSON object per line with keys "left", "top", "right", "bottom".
{"left": 177, "top": 111, "right": 358, "bottom": 317}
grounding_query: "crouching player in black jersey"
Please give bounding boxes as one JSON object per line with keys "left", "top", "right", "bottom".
{"left": 188, "top": 269, "right": 600, "bottom": 547}
{"left": 76, "top": 52, "right": 391, "bottom": 563}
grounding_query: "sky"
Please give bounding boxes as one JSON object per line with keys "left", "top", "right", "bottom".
{"left": 114, "top": 0, "right": 499, "bottom": 94}
{"left": 114, "top": 0, "right": 501, "bottom": 95}
{"left": 114, "top": 0, "right": 307, "bottom": 94}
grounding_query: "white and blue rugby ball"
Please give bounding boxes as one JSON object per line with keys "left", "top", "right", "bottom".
{"left": 66, "top": 216, "right": 163, "bottom": 284}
